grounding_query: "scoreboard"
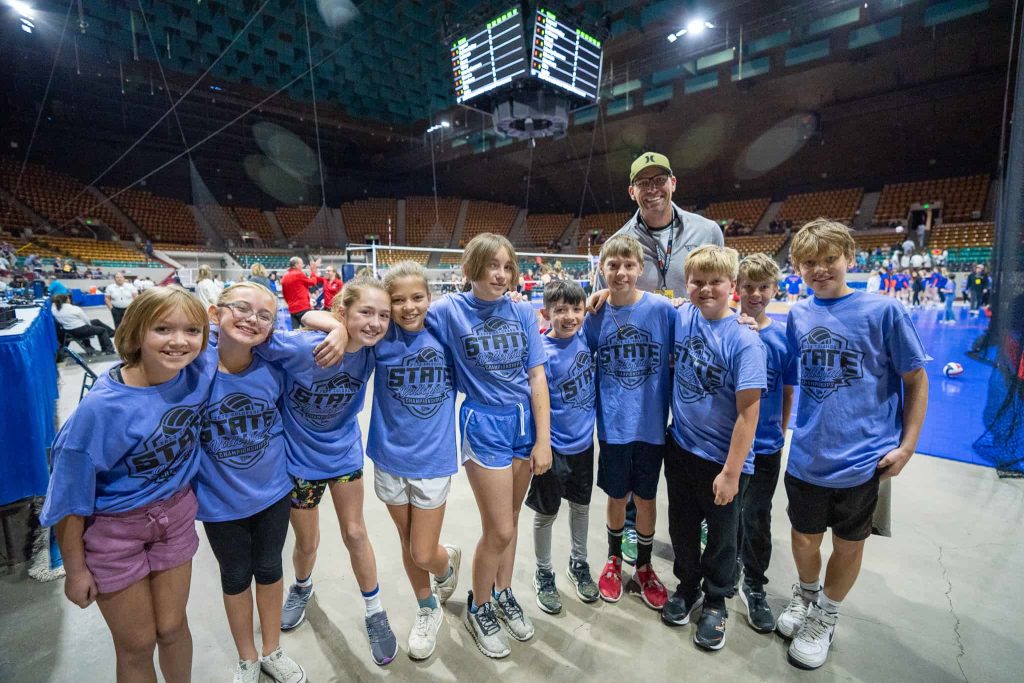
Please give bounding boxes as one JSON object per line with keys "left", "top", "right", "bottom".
{"left": 451, "top": 8, "right": 528, "bottom": 105}
{"left": 530, "top": 8, "right": 602, "bottom": 101}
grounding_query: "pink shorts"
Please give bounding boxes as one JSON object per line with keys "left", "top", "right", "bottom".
{"left": 83, "top": 487, "right": 199, "bottom": 594}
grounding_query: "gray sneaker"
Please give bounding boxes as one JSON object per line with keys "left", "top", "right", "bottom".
{"left": 365, "top": 610, "right": 398, "bottom": 666}
{"left": 232, "top": 659, "right": 260, "bottom": 683}
{"left": 533, "top": 567, "right": 562, "bottom": 614}
{"left": 464, "top": 592, "right": 510, "bottom": 659}
{"left": 281, "top": 583, "right": 313, "bottom": 631}
{"left": 433, "top": 544, "right": 462, "bottom": 605}
{"left": 495, "top": 588, "right": 535, "bottom": 641}
{"left": 566, "top": 559, "right": 600, "bottom": 603}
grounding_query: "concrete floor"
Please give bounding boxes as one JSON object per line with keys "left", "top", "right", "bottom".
{"left": 2, "top": 307, "right": 1023, "bottom": 682}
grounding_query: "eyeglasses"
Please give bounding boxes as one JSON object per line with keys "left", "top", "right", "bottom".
{"left": 632, "top": 174, "right": 671, "bottom": 191}
{"left": 218, "top": 301, "right": 275, "bottom": 327}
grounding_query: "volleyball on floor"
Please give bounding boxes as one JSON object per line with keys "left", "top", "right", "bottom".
{"left": 943, "top": 362, "right": 965, "bottom": 378}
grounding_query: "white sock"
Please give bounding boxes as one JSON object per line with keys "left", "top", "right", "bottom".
{"left": 295, "top": 575, "right": 312, "bottom": 589}
{"left": 799, "top": 579, "right": 821, "bottom": 596}
{"left": 362, "top": 586, "right": 384, "bottom": 616}
{"left": 817, "top": 591, "right": 841, "bottom": 616}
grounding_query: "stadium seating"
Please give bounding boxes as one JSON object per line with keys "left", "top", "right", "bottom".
{"left": 702, "top": 198, "right": 770, "bottom": 229}
{"left": 405, "top": 196, "right": 461, "bottom": 246}
{"left": 37, "top": 236, "right": 155, "bottom": 268}
{"left": 341, "top": 198, "right": 397, "bottom": 244}
{"left": 725, "top": 234, "right": 787, "bottom": 257}
{"left": 579, "top": 212, "right": 632, "bottom": 243}
{"left": 233, "top": 250, "right": 294, "bottom": 269}
{"left": 461, "top": 201, "right": 518, "bottom": 242}
{"left": 103, "top": 187, "right": 204, "bottom": 244}
{"left": 274, "top": 206, "right": 334, "bottom": 246}
{"left": 873, "top": 175, "right": 989, "bottom": 225}
{"left": 853, "top": 230, "right": 902, "bottom": 253}
{"left": 523, "top": 213, "right": 572, "bottom": 248}
{"left": 930, "top": 222, "right": 995, "bottom": 268}
{"left": 232, "top": 207, "right": 277, "bottom": 242}
{"left": 776, "top": 188, "right": 863, "bottom": 226}
{"left": 153, "top": 242, "right": 219, "bottom": 252}
{"left": 0, "top": 158, "right": 129, "bottom": 238}
{"left": 4, "top": 236, "right": 61, "bottom": 260}
{"left": 375, "top": 249, "right": 431, "bottom": 266}
{"left": 0, "top": 197, "right": 37, "bottom": 233}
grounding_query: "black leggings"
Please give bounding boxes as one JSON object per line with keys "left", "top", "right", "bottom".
{"left": 203, "top": 495, "right": 291, "bottom": 595}
{"left": 65, "top": 320, "right": 115, "bottom": 352}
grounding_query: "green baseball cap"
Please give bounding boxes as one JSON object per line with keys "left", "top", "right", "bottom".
{"left": 630, "top": 152, "right": 673, "bottom": 182}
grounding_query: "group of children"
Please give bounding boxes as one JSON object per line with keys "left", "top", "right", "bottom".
{"left": 41, "top": 220, "right": 929, "bottom": 681}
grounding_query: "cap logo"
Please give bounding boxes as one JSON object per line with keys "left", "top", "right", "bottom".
{"left": 644, "top": 154, "right": 656, "bottom": 164}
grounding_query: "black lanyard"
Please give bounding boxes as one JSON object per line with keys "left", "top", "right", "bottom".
{"left": 639, "top": 212, "right": 677, "bottom": 289}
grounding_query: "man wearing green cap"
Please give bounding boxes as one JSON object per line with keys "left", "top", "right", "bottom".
{"left": 598, "top": 152, "right": 723, "bottom": 297}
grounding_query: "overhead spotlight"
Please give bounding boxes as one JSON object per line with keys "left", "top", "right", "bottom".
{"left": 667, "top": 33, "right": 677, "bottom": 42}
{"left": 686, "top": 18, "right": 714, "bottom": 36}
{"left": 6, "top": 0, "right": 34, "bottom": 19}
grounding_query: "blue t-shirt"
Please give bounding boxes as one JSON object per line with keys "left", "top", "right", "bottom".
{"left": 894, "top": 274, "right": 909, "bottom": 291}
{"left": 542, "top": 332, "right": 596, "bottom": 454}
{"left": 48, "top": 280, "right": 69, "bottom": 296}
{"left": 256, "top": 331, "right": 374, "bottom": 480}
{"left": 366, "top": 324, "right": 459, "bottom": 478}
{"left": 40, "top": 348, "right": 217, "bottom": 526}
{"left": 753, "top": 321, "right": 798, "bottom": 455}
{"left": 784, "top": 274, "right": 803, "bottom": 294}
{"left": 194, "top": 357, "right": 292, "bottom": 522}
{"left": 786, "top": 292, "right": 930, "bottom": 488}
{"left": 583, "top": 292, "right": 676, "bottom": 445}
{"left": 427, "top": 292, "right": 545, "bottom": 406}
{"left": 669, "top": 304, "right": 767, "bottom": 473}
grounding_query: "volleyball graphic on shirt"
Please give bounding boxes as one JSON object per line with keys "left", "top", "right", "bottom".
{"left": 201, "top": 393, "right": 278, "bottom": 469}
{"left": 674, "top": 335, "right": 727, "bottom": 403}
{"left": 289, "top": 372, "right": 364, "bottom": 428}
{"left": 128, "top": 402, "right": 205, "bottom": 483}
{"left": 597, "top": 324, "right": 662, "bottom": 390}
{"left": 460, "top": 316, "right": 529, "bottom": 381}
{"left": 798, "top": 327, "right": 865, "bottom": 402}
{"left": 557, "top": 350, "right": 597, "bottom": 409}
{"left": 386, "top": 346, "right": 454, "bottom": 419}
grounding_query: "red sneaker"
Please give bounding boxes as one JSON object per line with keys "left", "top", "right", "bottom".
{"left": 634, "top": 563, "right": 668, "bottom": 610}
{"left": 598, "top": 556, "right": 623, "bottom": 603}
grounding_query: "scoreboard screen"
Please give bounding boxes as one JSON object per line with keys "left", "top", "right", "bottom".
{"left": 451, "top": 8, "right": 528, "bottom": 105}
{"left": 530, "top": 8, "right": 602, "bottom": 101}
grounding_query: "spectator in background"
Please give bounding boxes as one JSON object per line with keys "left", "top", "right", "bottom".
{"left": 104, "top": 271, "right": 137, "bottom": 329}
{"left": 144, "top": 239, "right": 154, "bottom": 260}
{"left": 247, "top": 262, "right": 274, "bottom": 290}
{"left": 0, "top": 252, "right": 10, "bottom": 274}
{"left": 967, "top": 264, "right": 990, "bottom": 315}
{"left": 135, "top": 275, "right": 155, "bottom": 292}
{"left": 267, "top": 271, "right": 279, "bottom": 293}
{"left": 52, "top": 294, "right": 115, "bottom": 355}
{"left": 317, "top": 265, "right": 343, "bottom": 310}
{"left": 867, "top": 268, "right": 882, "bottom": 295}
{"left": 194, "top": 264, "right": 221, "bottom": 312}
{"left": 281, "top": 256, "right": 320, "bottom": 329}
{"left": 47, "top": 274, "right": 69, "bottom": 297}
{"left": 917, "top": 221, "right": 928, "bottom": 249}
{"left": 901, "top": 236, "right": 915, "bottom": 255}
{"left": 53, "top": 256, "right": 63, "bottom": 273}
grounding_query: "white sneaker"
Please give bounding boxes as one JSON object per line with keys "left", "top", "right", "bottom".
{"left": 788, "top": 604, "right": 837, "bottom": 669}
{"left": 408, "top": 604, "right": 444, "bottom": 660}
{"left": 260, "top": 647, "right": 307, "bottom": 683}
{"left": 434, "top": 544, "right": 462, "bottom": 604}
{"left": 494, "top": 588, "right": 535, "bottom": 641}
{"left": 233, "top": 659, "right": 260, "bottom": 683}
{"left": 776, "top": 584, "right": 813, "bottom": 638}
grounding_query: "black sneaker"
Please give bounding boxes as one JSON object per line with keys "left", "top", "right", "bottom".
{"left": 694, "top": 606, "right": 728, "bottom": 650}
{"left": 739, "top": 584, "right": 775, "bottom": 633}
{"left": 661, "top": 588, "right": 704, "bottom": 626}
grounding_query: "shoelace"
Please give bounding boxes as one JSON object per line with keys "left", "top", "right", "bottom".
{"left": 499, "top": 592, "right": 524, "bottom": 621}
{"left": 413, "top": 608, "right": 433, "bottom": 638}
{"left": 367, "top": 613, "right": 392, "bottom": 644}
{"left": 537, "top": 572, "right": 556, "bottom": 593}
{"left": 798, "top": 612, "right": 833, "bottom": 641}
{"left": 784, "top": 591, "right": 808, "bottom": 616}
{"left": 475, "top": 605, "right": 501, "bottom": 636}
{"left": 572, "top": 562, "right": 595, "bottom": 586}
{"left": 283, "top": 587, "right": 308, "bottom": 610}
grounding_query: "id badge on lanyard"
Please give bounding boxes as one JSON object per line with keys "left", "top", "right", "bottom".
{"left": 654, "top": 232, "right": 674, "bottom": 298}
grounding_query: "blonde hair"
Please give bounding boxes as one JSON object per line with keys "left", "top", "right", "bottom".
{"left": 330, "top": 275, "right": 388, "bottom": 317}
{"left": 462, "top": 233, "right": 519, "bottom": 289}
{"left": 197, "top": 264, "right": 213, "bottom": 281}
{"left": 383, "top": 261, "right": 430, "bottom": 294}
{"left": 599, "top": 234, "right": 644, "bottom": 264}
{"left": 738, "top": 253, "right": 781, "bottom": 284}
{"left": 685, "top": 244, "right": 739, "bottom": 280}
{"left": 217, "top": 281, "right": 277, "bottom": 311}
{"left": 114, "top": 286, "right": 210, "bottom": 367}
{"left": 249, "top": 262, "right": 267, "bottom": 278}
{"left": 790, "top": 218, "right": 856, "bottom": 264}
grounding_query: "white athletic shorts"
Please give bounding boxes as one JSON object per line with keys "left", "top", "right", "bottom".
{"left": 373, "top": 469, "right": 451, "bottom": 510}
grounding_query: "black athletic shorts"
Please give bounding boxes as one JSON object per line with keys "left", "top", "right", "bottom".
{"left": 290, "top": 309, "right": 311, "bottom": 330}
{"left": 784, "top": 471, "right": 881, "bottom": 542}
{"left": 525, "top": 444, "right": 594, "bottom": 516}
{"left": 597, "top": 440, "right": 663, "bottom": 501}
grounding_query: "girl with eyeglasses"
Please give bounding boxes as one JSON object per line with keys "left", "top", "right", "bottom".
{"left": 195, "top": 281, "right": 306, "bottom": 683}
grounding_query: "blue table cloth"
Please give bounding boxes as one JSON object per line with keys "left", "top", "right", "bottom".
{"left": 0, "top": 306, "right": 58, "bottom": 505}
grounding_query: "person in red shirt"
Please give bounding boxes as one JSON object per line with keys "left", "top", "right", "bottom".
{"left": 281, "top": 256, "right": 320, "bottom": 329}
{"left": 318, "top": 265, "right": 344, "bottom": 311}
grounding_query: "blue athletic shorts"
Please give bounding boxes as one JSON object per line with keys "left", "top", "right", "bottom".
{"left": 459, "top": 400, "right": 535, "bottom": 470}
{"left": 597, "top": 440, "right": 664, "bottom": 500}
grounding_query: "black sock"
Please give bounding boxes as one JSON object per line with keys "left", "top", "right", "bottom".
{"left": 607, "top": 525, "right": 623, "bottom": 559}
{"left": 636, "top": 531, "right": 654, "bottom": 567}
